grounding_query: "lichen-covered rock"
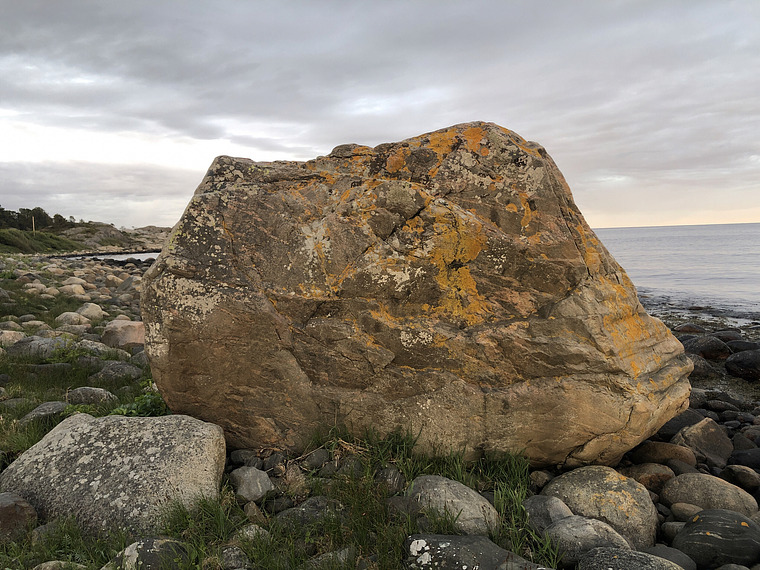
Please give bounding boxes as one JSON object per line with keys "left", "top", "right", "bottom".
{"left": 141, "top": 121, "right": 691, "bottom": 467}
{"left": 540, "top": 465, "right": 658, "bottom": 549}
{"left": 0, "top": 414, "right": 225, "bottom": 534}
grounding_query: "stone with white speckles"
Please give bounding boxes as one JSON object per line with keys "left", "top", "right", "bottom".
{"left": 402, "top": 533, "right": 551, "bottom": 569}
{"left": 0, "top": 414, "right": 225, "bottom": 534}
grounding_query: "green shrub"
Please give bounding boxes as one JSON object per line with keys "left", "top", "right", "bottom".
{"left": 0, "top": 228, "right": 84, "bottom": 254}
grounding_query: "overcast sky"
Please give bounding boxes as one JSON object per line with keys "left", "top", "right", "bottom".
{"left": 1, "top": 1, "right": 758, "bottom": 229}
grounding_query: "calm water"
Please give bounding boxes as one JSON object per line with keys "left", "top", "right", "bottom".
{"left": 66, "top": 251, "right": 159, "bottom": 262}
{"left": 595, "top": 223, "right": 760, "bottom": 322}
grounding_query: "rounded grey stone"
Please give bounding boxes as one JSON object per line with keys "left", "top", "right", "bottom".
{"left": 67, "top": 387, "right": 119, "bottom": 406}
{"left": 523, "top": 494, "right": 573, "bottom": 534}
{"left": 660, "top": 473, "right": 758, "bottom": 517}
{"left": 544, "top": 515, "right": 630, "bottom": 568}
{"left": 19, "top": 401, "right": 67, "bottom": 426}
{"left": 407, "top": 475, "right": 499, "bottom": 535}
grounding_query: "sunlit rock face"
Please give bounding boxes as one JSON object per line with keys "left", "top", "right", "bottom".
{"left": 141, "top": 121, "right": 691, "bottom": 468}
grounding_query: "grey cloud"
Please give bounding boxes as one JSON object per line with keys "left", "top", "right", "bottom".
{"left": 0, "top": 0, "right": 759, "bottom": 226}
{"left": 0, "top": 161, "right": 199, "bottom": 228}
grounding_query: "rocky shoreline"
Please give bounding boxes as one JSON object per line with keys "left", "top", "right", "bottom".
{"left": 2, "top": 253, "right": 760, "bottom": 568}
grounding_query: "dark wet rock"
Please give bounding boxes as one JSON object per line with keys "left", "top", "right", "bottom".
{"left": 642, "top": 544, "right": 697, "bottom": 570}
{"left": 0, "top": 491, "right": 37, "bottom": 543}
{"left": 712, "top": 330, "right": 745, "bottom": 343}
{"left": 671, "top": 417, "right": 733, "bottom": 469}
{"left": 729, "top": 448, "right": 760, "bottom": 470}
{"left": 674, "top": 323, "right": 708, "bottom": 334}
{"left": 658, "top": 409, "right": 707, "bottom": 440}
{"left": 726, "top": 350, "right": 760, "bottom": 381}
{"left": 682, "top": 336, "right": 733, "bottom": 360}
{"left": 720, "top": 465, "right": 760, "bottom": 493}
{"left": 672, "top": 509, "right": 760, "bottom": 569}
{"left": 578, "top": 547, "right": 682, "bottom": 569}
{"left": 727, "top": 341, "right": 760, "bottom": 353}
{"left": 706, "top": 400, "right": 741, "bottom": 413}
{"left": 733, "top": 433, "right": 758, "bottom": 451}
{"left": 688, "top": 354, "right": 724, "bottom": 380}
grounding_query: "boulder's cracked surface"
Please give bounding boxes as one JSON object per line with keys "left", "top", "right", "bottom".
{"left": 142, "top": 121, "right": 691, "bottom": 467}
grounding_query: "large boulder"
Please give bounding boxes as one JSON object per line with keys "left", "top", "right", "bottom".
{"left": 141, "top": 122, "right": 691, "bottom": 467}
{"left": 0, "top": 414, "right": 225, "bottom": 534}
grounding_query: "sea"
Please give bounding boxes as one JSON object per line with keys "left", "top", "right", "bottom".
{"left": 594, "top": 222, "right": 760, "bottom": 325}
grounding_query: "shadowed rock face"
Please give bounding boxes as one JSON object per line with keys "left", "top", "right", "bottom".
{"left": 141, "top": 121, "right": 691, "bottom": 468}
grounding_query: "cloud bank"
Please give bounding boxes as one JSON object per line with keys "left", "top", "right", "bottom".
{"left": 1, "top": 0, "right": 758, "bottom": 228}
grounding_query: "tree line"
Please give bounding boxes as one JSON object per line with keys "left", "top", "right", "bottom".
{"left": 0, "top": 206, "right": 80, "bottom": 232}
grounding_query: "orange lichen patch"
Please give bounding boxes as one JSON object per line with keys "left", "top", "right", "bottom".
{"left": 462, "top": 125, "right": 489, "bottom": 154}
{"left": 385, "top": 146, "right": 410, "bottom": 173}
{"left": 404, "top": 214, "right": 426, "bottom": 235}
{"left": 574, "top": 223, "right": 604, "bottom": 274}
{"left": 598, "top": 275, "right": 661, "bottom": 379}
{"left": 506, "top": 203, "right": 518, "bottom": 213}
{"left": 519, "top": 194, "right": 533, "bottom": 229}
{"left": 426, "top": 129, "right": 459, "bottom": 156}
{"left": 427, "top": 209, "right": 490, "bottom": 325}
{"left": 319, "top": 171, "right": 337, "bottom": 185}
